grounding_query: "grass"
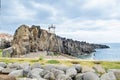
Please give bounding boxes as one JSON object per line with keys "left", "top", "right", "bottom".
{"left": 47, "top": 60, "right": 60, "bottom": 64}
{"left": 0, "top": 49, "right": 2, "bottom": 57}
{"left": 0, "top": 57, "right": 119, "bottom": 70}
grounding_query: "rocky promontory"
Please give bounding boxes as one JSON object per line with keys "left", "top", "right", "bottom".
{"left": 2, "top": 25, "right": 109, "bottom": 57}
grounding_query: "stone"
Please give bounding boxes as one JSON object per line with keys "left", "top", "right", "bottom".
{"left": 43, "top": 64, "right": 56, "bottom": 71}
{"left": 56, "top": 74, "right": 72, "bottom": 80}
{"left": 7, "top": 63, "right": 20, "bottom": 69}
{"left": 51, "top": 68, "right": 64, "bottom": 78}
{"left": 100, "top": 72, "right": 116, "bottom": 80}
{"left": 66, "top": 67, "right": 77, "bottom": 78}
{"left": 19, "top": 62, "right": 30, "bottom": 69}
{"left": 28, "top": 68, "right": 43, "bottom": 79}
{"left": 23, "top": 66, "right": 31, "bottom": 77}
{"left": 93, "top": 64, "right": 106, "bottom": 74}
{"left": 1, "top": 68, "right": 16, "bottom": 74}
{"left": 0, "top": 62, "right": 7, "bottom": 68}
{"left": 83, "top": 72, "right": 99, "bottom": 80}
{"left": 16, "top": 78, "right": 37, "bottom": 80}
{"left": 75, "top": 73, "right": 83, "bottom": 80}
{"left": 2, "top": 47, "right": 13, "bottom": 57}
{"left": 108, "top": 69, "right": 120, "bottom": 80}
{"left": 31, "top": 62, "right": 41, "bottom": 69}
{"left": 44, "top": 72, "right": 55, "bottom": 80}
{"left": 0, "top": 74, "right": 16, "bottom": 80}
{"left": 82, "top": 66, "right": 95, "bottom": 73}
{"left": 9, "top": 70, "right": 23, "bottom": 77}
{"left": 73, "top": 64, "right": 82, "bottom": 73}
{"left": 40, "top": 70, "right": 50, "bottom": 78}
{"left": 55, "top": 65, "right": 68, "bottom": 72}
{"left": 0, "top": 66, "right": 4, "bottom": 72}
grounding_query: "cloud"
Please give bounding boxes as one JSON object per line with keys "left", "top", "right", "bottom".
{"left": 0, "top": 0, "right": 120, "bottom": 43}
{"left": 56, "top": 19, "right": 120, "bottom": 43}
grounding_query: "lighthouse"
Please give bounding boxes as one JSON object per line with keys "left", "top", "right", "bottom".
{"left": 48, "top": 24, "right": 56, "bottom": 34}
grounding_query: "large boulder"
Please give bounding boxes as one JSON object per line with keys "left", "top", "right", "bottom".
{"left": 2, "top": 47, "right": 13, "bottom": 57}
{"left": 31, "top": 62, "right": 41, "bottom": 69}
{"left": 28, "top": 68, "right": 43, "bottom": 79}
{"left": 75, "top": 73, "right": 83, "bottom": 80}
{"left": 108, "top": 69, "right": 120, "bottom": 80}
{"left": 1, "top": 68, "right": 16, "bottom": 74}
{"left": 43, "top": 72, "right": 55, "bottom": 80}
{"left": 7, "top": 63, "right": 20, "bottom": 69}
{"left": 93, "top": 64, "right": 106, "bottom": 74}
{"left": 82, "top": 66, "right": 95, "bottom": 73}
{"left": 66, "top": 67, "right": 77, "bottom": 78}
{"left": 100, "top": 72, "right": 116, "bottom": 80}
{"left": 82, "top": 72, "right": 99, "bottom": 80}
{"left": 9, "top": 70, "right": 23, "bottom": 77}
{"left": 0, "top": 74, "right": 16, "bottom": 80}
{"left": 0, "top": 62, "right": 7, "bottom": 68}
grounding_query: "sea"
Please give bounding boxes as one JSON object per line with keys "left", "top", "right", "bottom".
{"left": 79, "top": 43, "right": 120, "bottom": 61}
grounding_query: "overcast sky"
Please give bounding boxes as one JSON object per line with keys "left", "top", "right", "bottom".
{"left": 0, "top": 0, "right": 120, "bottom": 43}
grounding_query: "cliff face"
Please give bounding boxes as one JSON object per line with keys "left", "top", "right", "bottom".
{"left": 11, "top": 25, "right": 109, "bottom": 57}
{"left": 0, "top": 33, "right": 12, "bottom": 49}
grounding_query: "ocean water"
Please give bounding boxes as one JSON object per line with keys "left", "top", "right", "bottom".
{"left": 79, "top": 43, "right": 120, "bottom": 61}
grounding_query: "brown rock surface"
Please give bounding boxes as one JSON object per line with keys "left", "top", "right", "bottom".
{"left": 0, "top": 74, "right": 16, "bottom": 80}
{"left": 8, "top": 24, "right": 109, "bottom": 57}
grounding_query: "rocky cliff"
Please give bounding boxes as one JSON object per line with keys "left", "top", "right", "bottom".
{"left": 7, "top": 25, "right": 109, "bottom": 57}
{"left": 0, "top": 33, "right": 12, "bottom": 49}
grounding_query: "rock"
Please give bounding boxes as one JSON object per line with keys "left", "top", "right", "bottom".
{"left": 31, "top": 62, "right": 41, "bottom": 69}
{"left": 7, "top": 63, "right": 20, "bottom": 69}
{"left": 0, "top": 66, "right": 4, "bottom": 72}
{"left": 56, "top": 74, "right": 72, "bottom": 80}
{"left": 100, "top": 72, "right": 116, "bottom": 80}
{"left": 16, "top": 78, "right": 36, "bottom": 80}
{"left": 51, "top": 68, "right": 64, "bottom": 78}
{"left": 83, "top": 72, "right": 99, "bottom": 80}
{"left": 0, "top": 62, "right": 7, "bottom": 68}
{"left": 9, "top": 70, "right": 23, "bottom": 77}
{"left": 108, "top": 69, "right": 120, "bottom": 80}
{"left": 40, "top": 70, "right": 50, "bottom": 78}
{"left": 19, "top": 62, "right": 30, "bottom": 69}
{"left": 75, "top": 73, "right": 83, "bottom": 80}
{"left": 11, "top": 25, "right": 109, "bottom": 57}
{"left": 0, "top": 74, "right": 16, "bottom": 80}
{"left": 28, "top": 68, "right": 43, "bottom": 79}
{"left": 73, "top": 64, "right": 82, "bottom": 73}
{"left": 82, "top": 66, "right": 95, "bottom": 73}
{"left": 114, "top": 71, "right": 120, "bottom": 80}
{"left": 43, "top": 72, "right": 55, "bottom": 80}
{"left": 55, "top": 65, "right": 68, "bottom": 72}
{"left": 1, "top": 68, "right": 16, "bottom": 74}
{"left": 23, "top": 66, "right": 31, "bottom": 77}
{"left": 93, "top": 64, "right": 106, "bottom": 74}
{"left": 66, "top": 67, "right": 77, "bottom": 78}
{"left": 2, "top": 47, "right": 13, "bottom": 57}
{"left": 43, "top": 64, "right": 56, "bottom": 71}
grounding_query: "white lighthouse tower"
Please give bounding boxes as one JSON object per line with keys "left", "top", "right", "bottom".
{"left": 48, "top": 24, "right": 55, "bottom": 34}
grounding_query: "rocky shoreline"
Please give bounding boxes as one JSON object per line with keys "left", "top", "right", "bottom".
{"left": 2, "top": 25, "right": 109, "bottom": 57}
{"left": 0, "top": 62, "right": 119, "bottom": 80}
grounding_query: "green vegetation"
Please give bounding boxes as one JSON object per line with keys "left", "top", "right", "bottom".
{"left": 0, "top": 49, "right": 2, "bottom": 57}
{"left": 39, "top": 55, "right": 44, "bottom": 61}
{"left": 47, "top": 60, "right": 60, "bottom": 64}
{"left": 0, "top": 58, "right": 119, "bottom": 70}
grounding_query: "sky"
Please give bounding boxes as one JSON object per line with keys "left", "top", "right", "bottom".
{"left": 0, "top": 0, "right": 120, "bottom": 43}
